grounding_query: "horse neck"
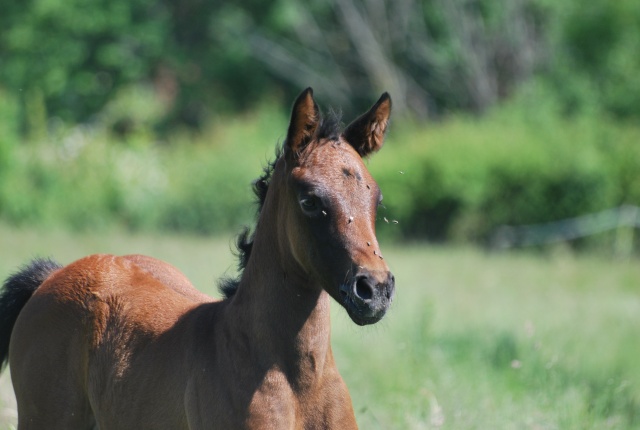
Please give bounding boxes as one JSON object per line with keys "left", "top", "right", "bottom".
{"left": 227, "top": 169, "right": 333, "bottom": 388}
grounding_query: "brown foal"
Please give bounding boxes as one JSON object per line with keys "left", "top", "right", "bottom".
{"left": 0, "top": 88, "right": 395, "bottom": 429}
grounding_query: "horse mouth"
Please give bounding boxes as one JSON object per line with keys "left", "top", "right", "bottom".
{"left": 339, "top": 285, "right": 388, "bottom": 326}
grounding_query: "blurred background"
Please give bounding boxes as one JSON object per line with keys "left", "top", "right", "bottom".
{"left": 1, "top": 0, "right": 640, "bottom": 428}
{"left": 0, "top": 0, "right": 639, "bottom": 248}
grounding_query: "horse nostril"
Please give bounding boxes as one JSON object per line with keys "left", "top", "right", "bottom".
{"left": 354, "top": 277, "right": 374, "bottom": 301}
{"left": 385, "top": 273, "right": 395, "bottom": 301}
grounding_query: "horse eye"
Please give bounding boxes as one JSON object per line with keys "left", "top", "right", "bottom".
{"left": 300, "top": 197, "right": 318, "bottom": 212}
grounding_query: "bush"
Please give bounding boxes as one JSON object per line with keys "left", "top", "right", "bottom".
{"left": 0, "top": 91, "right": 19, "bottom": 201}
{"left": 543, "top": 0, "right": 640, "bottom": 119}
{"left": 0, "top": 103, "right": 285, "bottom": 234}
{"left": 373, "top": 101, "right": 639, "bottom": 243}
{"left": 0, "top": 99, "right": 638, "bottom": 250}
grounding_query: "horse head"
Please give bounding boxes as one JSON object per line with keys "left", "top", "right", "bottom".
{"left": 272, "top": 88, "right": 395, "bottom": 326}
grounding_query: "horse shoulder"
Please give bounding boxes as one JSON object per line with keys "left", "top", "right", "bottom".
{"left": 307, "top": 362, "right": 358, "bottom": 430}
{"left": 239, "top": 361, "right": 358, "bottom": 429}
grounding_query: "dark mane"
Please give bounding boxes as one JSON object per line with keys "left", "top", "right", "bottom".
{"left": 218, "top": 109, "right": 343, "bottom": 299}
{"left": 217, "top": 150, "right": 279, "bottom": 299}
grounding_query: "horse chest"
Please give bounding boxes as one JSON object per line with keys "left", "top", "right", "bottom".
{"left": 193, "top": 368, "right": 343, "bottom": 430}
{"left": 244, "top": 369, "right": 357, "bottom": 430}
{"left": 244, "top": 370, "right": 298, "bottom": 428}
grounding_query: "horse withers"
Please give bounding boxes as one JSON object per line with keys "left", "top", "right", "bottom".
{"left": 0, "top": 88, "right": 395, "bottom": 429}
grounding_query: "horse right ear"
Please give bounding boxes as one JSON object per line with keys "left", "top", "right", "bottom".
{"left": 285, "top": 88, "right": 320, "bottom": 157}
{"left": 342, "top": 93, "right": 391, "bottom": 158}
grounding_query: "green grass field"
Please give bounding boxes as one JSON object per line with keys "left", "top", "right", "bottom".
{"left": 1, "top": 225, "right": 639, "bottom": 429}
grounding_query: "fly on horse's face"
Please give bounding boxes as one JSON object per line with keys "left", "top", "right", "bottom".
{"left": 280, "top": 88, "right": 395, "bottom": 325}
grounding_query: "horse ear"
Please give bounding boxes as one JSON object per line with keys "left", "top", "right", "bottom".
{"left": 343, "top": 93, "right": 391, "bottom": 157}
{"left": 285, "top": 87, "right": 320, "bottom": 156}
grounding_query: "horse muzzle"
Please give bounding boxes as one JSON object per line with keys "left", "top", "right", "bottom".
{"left": 339, "top": 269, "right": 395, "bottom": 326}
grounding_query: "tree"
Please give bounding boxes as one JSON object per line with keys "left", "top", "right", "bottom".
{"left": 248, "top": 0, "right": 546, "bottom": 119}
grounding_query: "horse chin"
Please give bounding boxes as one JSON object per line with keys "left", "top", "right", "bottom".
{"left": 347, "top": 310, "right": 385, "bottom": 326}
{"left": 340, "top": 294, "right": 388, "bottom": 326}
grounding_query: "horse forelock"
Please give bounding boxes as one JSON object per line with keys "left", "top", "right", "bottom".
{"left": 316, "top": 109, "right": 342, "bottom": 142}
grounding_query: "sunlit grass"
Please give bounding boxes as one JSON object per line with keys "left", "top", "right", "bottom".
{"left": 1, "top": 227, "right": 639, "bottom": 429}
{"left": 333, "top": 245, "right": 640, "bottom": 429}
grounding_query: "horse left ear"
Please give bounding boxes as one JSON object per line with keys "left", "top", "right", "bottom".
{"left": 285, "top": 87, "right": 320, "bottom": 157}
{"left": 343, "top": 93, "right": 392, "bottom": 157}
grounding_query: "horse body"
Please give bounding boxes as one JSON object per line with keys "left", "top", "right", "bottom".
{"left": 0, "top": 88, "right": 394, "bottom": 429}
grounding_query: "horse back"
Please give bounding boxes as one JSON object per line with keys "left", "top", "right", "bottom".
{"left": 13, "top": 253, "right": 210, "bottom": 339}
{"left": 122, "top": 254, "right": 213, "bottom": 303}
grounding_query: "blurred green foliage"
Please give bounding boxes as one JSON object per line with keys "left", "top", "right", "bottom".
{"left": 1, "top": 0, "right": 640, "bottom": 128}
{"left": 544, "top": 0, "right": 640, "bottom": 119}
{"left": 1, "top": 93, "right": 639, "bottom": 248}
{"left": 0, "top": 0, "right": 272, "bottom": 128}
{"left": 0, "top": 0, "right": 168, "bottom": 123}
{"left": 374, "top": 96, "right": 640, "bottom": 244}
{"left": 0, "top": 98, "right": 286, "bottom": 235}
{"left": 0, "top": 0, "right": 639, "bottom": 246}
